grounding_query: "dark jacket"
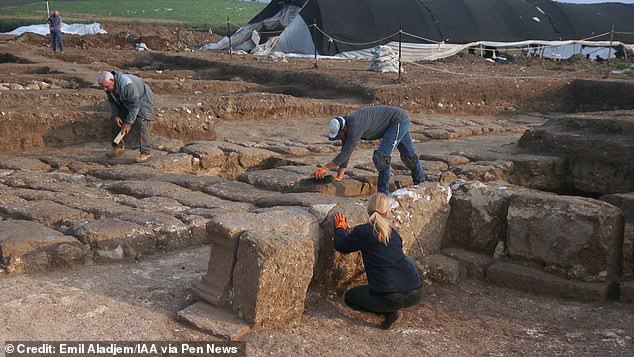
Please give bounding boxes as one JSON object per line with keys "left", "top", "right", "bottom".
{"left": 332, "top": 106, "right": 410, "bottom": 168}
{"left": 334, "top": 223, "right": 422, "bottom": 294}
{"left": 48, "top": 14, "right": 62, "bottom": 32}
{"left": 107, "top": 72, "right": 155, "bottom": 125}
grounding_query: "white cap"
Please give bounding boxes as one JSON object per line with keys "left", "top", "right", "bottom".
{"left": 328, "top": 116, "right": 346, "bottom": 140}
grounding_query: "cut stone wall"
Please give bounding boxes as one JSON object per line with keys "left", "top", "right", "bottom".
{"left": 506, "top": 191, "right": 624, "bottom": 281}
{"left": 231, "top": 230, "right": 315, "bottom": 327}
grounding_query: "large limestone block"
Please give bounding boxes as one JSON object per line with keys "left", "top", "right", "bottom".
{"left": 280, "top": 165, "right": 375, "bottom": 196}
{"left": 217, "top": 142, "right": 280, "bottom": 169}
{"left": 507, "top": 191, "right": 624, "bottom": 280}
{"left": 65, "top": 218, "right": 155, "bottom": 259}
{"left": 487, "top": 262, "right": 614, "bottom": 302}
{"left": 238, "top": 167, "right": 325, "bottom": 194}
{"left": 55, "top": 196, "right": 136, "bottom": 219}
{"left": 0, "top": 157, "right": 51, "bottom": 172}
{"left": 391, "top": 183, "right": 452, "bottom": 259}
{"left": 117, "top": 196, "right": 187, "bottom": 214}
{"left": 203, "top": 181, "right": 278, "bottom": 203}
{"left": 600, "top": 193, "right": 634, "bottom": 277}
{"left": 140, "top": 152, "right": 195, "bottom": 174}
{"left": 450, "top": 160, "right": 513, "bottom": 182}
{"left": 159, "top": 174, "right": 225, "bottom": 191}
{"left": 444, "top": 181, "right": 522, "bottom": 254}
{"left": 0, "top": 219, "right": 89, "bottom": 273}
{"left": 511, "top": 154, "right": 568, "bottom": 192}
{"left": 0, "top": 200, "right": 92, "bottom": 227}
{"left": 316, "top": 199, "right": 368, "bottom": 292}
{"left": 104, "top": 180, "right": 190, "bottom": 198}
{"left": 182, "top": 142, "right": 228, "bottom": 169}
{"left": 232, "top": 230, "right": 315, "bottom": 327}
{"left": 194, "top": 207, "right": 319, "bottom": 306}
{"left": 177, "top": 302, "right": 250, "bottom": 341}
{"left": 105, "top": 211, "right": 192, "bottom": 251}
{"left": 87, "top": 165, "right": 160, "bottom": 181}
{"left": 254, "top": 192, "right": 347, "bottom": 208}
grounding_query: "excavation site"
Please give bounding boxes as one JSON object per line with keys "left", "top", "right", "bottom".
{"left": 0, "top": 24, "right": 633, "bottom": 356}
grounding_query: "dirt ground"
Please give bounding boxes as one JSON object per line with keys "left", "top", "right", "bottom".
{"left": 0, "top": 24, "right": 633, "bottom": 356}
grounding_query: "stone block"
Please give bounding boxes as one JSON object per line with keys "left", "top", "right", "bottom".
{"left": 177, "top": 302, "right": 250, "bottom": 341}
{"left": 442, "top": 247, "right": 494, "bottom": 280}
{"left": 194, "top": 207, "right": 319, "bottom": 306}
{"left": 487, "top": 262, "right": 613, "bottom": 302}
{"left": 65, "top": 218, "right": 155, "bottom": 259}
{"left": 511, "top": 154, "right": 568, "bottom": 191}
{"left": 160, "top": 174, "right": 225, "bottom": 191}
{"left": 450, "top": 160, "right": 513, "bottom": 182}
{"left": 0, "top": 157, "right": 51, "bottom": 172}
{"left": 444, "top": 182, "right": 523, "bottom": 254}
{"left": 140, "top": 152, "right": 195, "bottom": 174}
{"left": 507, "top": 191, "right": 624, "bottom": 280}
{"left": 203, "top": 181, "right": 278, "bottom": 203}
{"left": 420, "top": 254, "right": 465, "bottom": 284}
{"left": 0, "top": 219, "right": 89, "bottom": 273}
{"left": 231, "top": 230, "right": 315, "bottom": 327}
{"left": 87, "top": 165, "right": 160, "bottom": 181}
{"left": 0, "top": 200, "right": 92, "bottom": 227}
{"left": 391, "top": 183, "right": 452, "bottom": 259}
{"left": 316, "top": 199, "right": 368, "bottom": 292}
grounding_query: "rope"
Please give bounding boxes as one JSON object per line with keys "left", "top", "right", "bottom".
{"left": 309, "top": 24, "right": 399, "bottom": 46}
{"left": 402, "top": 60, "right": 582, "bottom": 80}
{"left": 399, "top": 30, "right": 442, "bottom": 44}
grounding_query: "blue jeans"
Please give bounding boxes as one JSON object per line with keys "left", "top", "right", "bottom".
{"left": 376, "top": 118, "right": 425, "bottom": 194}
{"left": 50, "top": 30, "right": 64, "bottom": 52}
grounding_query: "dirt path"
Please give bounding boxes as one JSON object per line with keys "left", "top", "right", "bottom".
{"left": 1, "top": 245, "right": 631, "bottom": 356}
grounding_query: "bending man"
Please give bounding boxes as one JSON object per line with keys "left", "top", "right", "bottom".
{"left": 314, "top": 105, "right": 425, "bottom": 194}
{"left": 97, "top": 71, "right": 155, "bottom": 163}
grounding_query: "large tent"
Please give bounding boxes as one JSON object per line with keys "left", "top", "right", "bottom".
{"left": 201, "top": 0, "right": 634, "bottom": 60}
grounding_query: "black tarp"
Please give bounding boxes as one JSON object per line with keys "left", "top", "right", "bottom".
{"left": 249, "top": 0, "right": 634, "bottom": 55}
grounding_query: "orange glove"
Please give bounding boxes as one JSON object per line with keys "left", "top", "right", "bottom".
{"left": 334, "top": 175, "right": 344, "bottom": 182}
{"left": 334, "top": 213, "right": 349, "bottom": 231}
{"left": 314, "top": 167, "right": 330, "bottom": 179}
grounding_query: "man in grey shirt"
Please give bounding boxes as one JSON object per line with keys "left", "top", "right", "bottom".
{"left": 314, "top": 106, "right": 425, "bottom": 194}
{"left": 97, "top": 71, "right": 155, "bottom": 163}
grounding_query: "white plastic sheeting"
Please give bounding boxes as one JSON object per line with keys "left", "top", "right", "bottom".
{"left": 3, "top": 22, "right": 107, "bottom": 36}
{"left": 200, "top": 4, "right": 300, "bottom": 52}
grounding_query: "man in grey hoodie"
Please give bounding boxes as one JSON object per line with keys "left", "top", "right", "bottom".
{"left": 314, "top": 106, "right": 425, "bottom": 194}
{"left": 97, "top": 71, "right": 155, "bottom": 163}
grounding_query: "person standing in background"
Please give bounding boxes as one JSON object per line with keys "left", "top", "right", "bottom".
{"left": 47, "top": 10, "right": 64, "bottom": 53}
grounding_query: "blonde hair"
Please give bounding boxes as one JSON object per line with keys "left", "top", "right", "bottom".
{"left": 367, "top": 192, "right": 392, "bottom": 245}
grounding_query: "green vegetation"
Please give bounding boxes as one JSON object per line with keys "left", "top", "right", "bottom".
{"left": 0, "top": 0, "right": 267, "bottom": 33}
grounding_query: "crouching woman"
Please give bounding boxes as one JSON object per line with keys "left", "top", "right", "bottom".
{"left": 333, "top": 192, "right": 423, "bottom": 329}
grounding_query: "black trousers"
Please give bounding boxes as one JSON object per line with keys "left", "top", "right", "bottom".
{"left": 344, "top": 285, "right": 423, "bottom": 314}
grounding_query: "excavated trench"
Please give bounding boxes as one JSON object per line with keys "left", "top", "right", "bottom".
{"left": 0, "top": 48, "right": 632, "bottom": 306}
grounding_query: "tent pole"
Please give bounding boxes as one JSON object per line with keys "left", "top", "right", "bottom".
{"left": 227, "top": 17, "right": 232, "bottom": 58}
{"left": 46, "top": 1, "right": 50, "bottom": 18}
{"left": 398, "top": 23, "right": 402, "bottom": 82}
{"left": 605, "top": 23, "right": 615, "bottom": 79}
{"left": 313, "top": 18, "right": 318, "bottom": 68}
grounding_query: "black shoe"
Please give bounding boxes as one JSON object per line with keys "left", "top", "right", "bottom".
{"left": 380, "top": 311, "right": 402, "bottom": 330}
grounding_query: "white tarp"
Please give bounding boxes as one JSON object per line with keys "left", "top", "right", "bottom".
{"left": 200, "top": 4, "right": 300, "bottom": 52}
{"left": 3, "top": 22, "right": 107, "bottom": 36}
